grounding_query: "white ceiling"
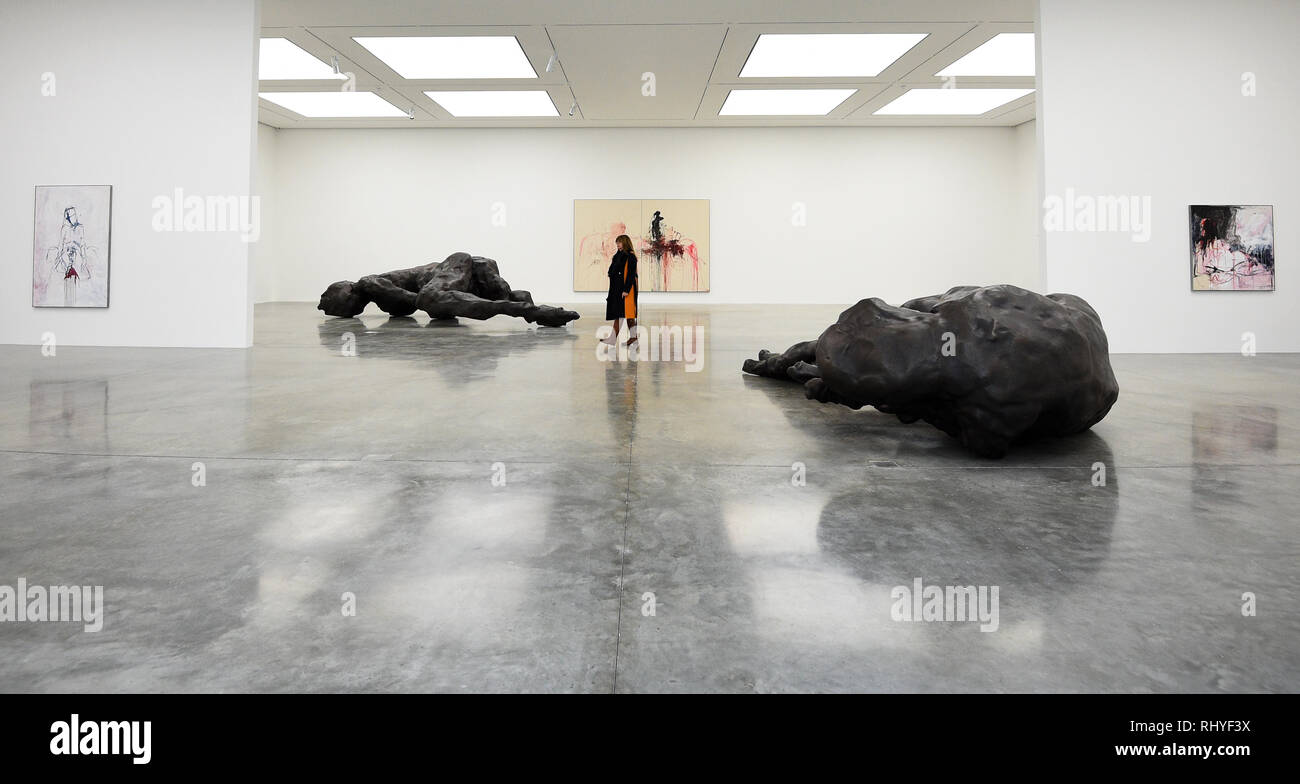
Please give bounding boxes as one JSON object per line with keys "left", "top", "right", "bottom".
{"left": 258, "top": 0, "right": 1037, "bottom": 129}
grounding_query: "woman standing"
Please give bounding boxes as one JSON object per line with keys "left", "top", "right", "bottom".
{"left": 603, "top": 234, "right": 639, "bottom": 346}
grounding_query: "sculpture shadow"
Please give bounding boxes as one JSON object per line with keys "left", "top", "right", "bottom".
{"left": 742, "top": 372, "right": 1113, "bottom": 465}
{"left": 742, "top": 372, "right": 1118, "bottom": 605}
{"left": 816, "top": 431, "right": 1118, "bottom": 608}
{"left": 317, "top": 315, "right": 578, "bottom": 385}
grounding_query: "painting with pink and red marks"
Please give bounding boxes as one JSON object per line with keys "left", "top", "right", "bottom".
{"left": 1190, "top": 205, "right": 1274, "bottom": 291}
{"left": 574, "top": 199, "right": 709, "bottom": 292}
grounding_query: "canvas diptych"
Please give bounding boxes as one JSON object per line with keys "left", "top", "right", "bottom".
{"left": 574, "top": 199, "right": 709, "bottom": 292}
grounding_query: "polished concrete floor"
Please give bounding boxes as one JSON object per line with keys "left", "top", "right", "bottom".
{"left": 1, "top": 302, "right": 1297, "bottom": 692}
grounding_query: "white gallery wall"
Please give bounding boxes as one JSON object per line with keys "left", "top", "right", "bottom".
{"left": 0, "top": 0, "right": 259, "bottom": 348}
{"left": 1015, "top": 120, "right": 1042, "bottom": 287}
{"left": 253, "top": 123, "right": 280, "bottom": 306}
{"left": 259, "top": 126, "right": 1040, "bottom": 308}
{"left": 1039, "top": 0, "right": 1298, "bottom": 353}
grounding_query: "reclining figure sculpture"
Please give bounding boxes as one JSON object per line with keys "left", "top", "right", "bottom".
{"left": 742, "top": 285, "right": 1119, "bottom": 457}
{"left": 318, "top": 252, "right": 580, "bottom": 328}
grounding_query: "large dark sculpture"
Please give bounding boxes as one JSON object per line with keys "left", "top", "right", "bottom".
{"left": 742, "top": 285, "right": 1119, "bottom": 457}
{"left": 318, "top": 252, "right": 580, "bottom": 327}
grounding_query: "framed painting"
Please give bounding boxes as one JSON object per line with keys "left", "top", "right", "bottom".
{"left": 33, "top": 185, "right": 112, "bottom": 307}
{"left": 1189, "top": 204, "right": 1273, "bottom": 291}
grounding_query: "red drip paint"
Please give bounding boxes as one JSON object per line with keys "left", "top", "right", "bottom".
{"left": 644, "top": 237, "right": 692, "bottom": 288}
{"left": 64, "top": 267, "right": 79, "bottom": 280}
{"left": 645, "top": 238, "right": 685, "bottom": 257}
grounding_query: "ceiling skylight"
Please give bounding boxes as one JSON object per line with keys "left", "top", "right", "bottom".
{"left": 354, "top": 36, "right": 537, "bottom": 79}
{"left": 425, "top": 90, "right": 559, "bottom": 117}
{"left": 259, "top": 38, "right": 345, "bottom": 80}
{"left": 258, "top": 92, "right": 408, "bottom": 118}
{"left": 739, "top": 33, "right": 927, "bottom": 78}
{"left": 873, "top": 88, "right": 1034, "bottom": 115}
{"left": 719, "top": 89, "right": 857, "bottom": 116}
{"left": 937, "top": 33, "right": 1035, "bottom": 76}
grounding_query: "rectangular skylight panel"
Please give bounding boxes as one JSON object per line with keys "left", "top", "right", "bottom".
{"left": 718, "top": 89, "right": 857, "bottom": 116}
{"left": 258, "top": 92, "right": 408, "bottom": 118}
{"left": 259, "top": 38, "right": 345, "bottom": 80}
{"left": 937, "top": 33, "right": 1035, "bottom": 76}
{"left": 739, "top": 33, "right": 927, "bottom": 78}
{"left": 425, "top": 90, "right": 559, "bottom": 117}
{"left": 354, "top": 36, "right": 537, "bottom": 79}
{"left": 873, "top": 88, "right": 1034, "bottom": 115}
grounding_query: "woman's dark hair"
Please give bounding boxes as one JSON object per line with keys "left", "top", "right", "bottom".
{"left": 615, "top": 234, "right": 635, "bottom": 255}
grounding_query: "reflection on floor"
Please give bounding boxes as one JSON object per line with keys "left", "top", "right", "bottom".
{"left": 0, "top": 302, "right": 1296, "bottom": 692}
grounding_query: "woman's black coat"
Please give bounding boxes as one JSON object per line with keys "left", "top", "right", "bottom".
{"left": 606, "top": 250, "right": 638, "bottom": 320}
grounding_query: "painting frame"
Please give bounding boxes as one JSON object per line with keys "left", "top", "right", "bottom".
{"left": 32, "top": 184, "right": 113, "bottom": 308}
{"left": 1188, "top": 204, "right": 1274, "bottom": 292}
{"left": 573, "top": 198, "right": 710, "bottom": 293}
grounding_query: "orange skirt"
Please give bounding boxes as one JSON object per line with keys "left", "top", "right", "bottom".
{"left": 623, "top": 285, "right": 636, "bottom": 318}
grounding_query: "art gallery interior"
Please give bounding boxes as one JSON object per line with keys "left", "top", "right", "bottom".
{"left": 0, "top": 0, "right": 1296, "bottom": 694}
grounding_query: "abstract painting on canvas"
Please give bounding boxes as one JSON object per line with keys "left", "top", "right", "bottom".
{"left": 1189, "top": 204, "right": 1273, "bottom": 291}
{"left": 574, "top": 199, "right": 709, "bottom": 292}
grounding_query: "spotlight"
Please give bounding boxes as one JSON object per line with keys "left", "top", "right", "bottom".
{"left": 331, "top": 55, "right": 341, "bottom": 75}
{"left": 568, "top": 101, "right": 576, "bottom": 117}
{"left": 545, "top": 53, "right": 558, "bottom": 73}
